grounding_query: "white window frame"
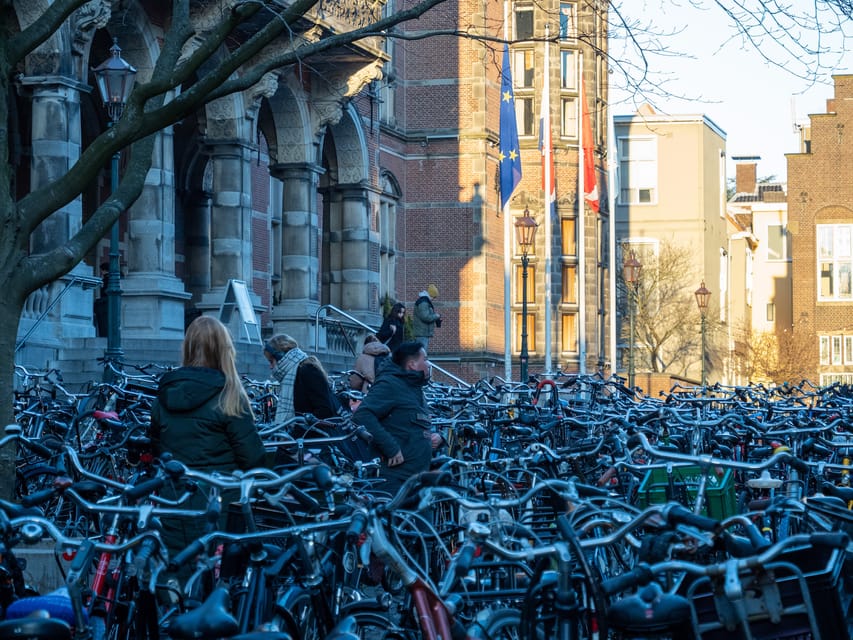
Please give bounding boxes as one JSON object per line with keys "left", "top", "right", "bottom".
{"left": 821, "top": 373, "right": 853, "bottom": 386}
{"left": 559, "top": 2, "right": 577, "bottom": 40}
{"left": 617, "top": 136, "right": 658, "bottom": 205}
{"left": 561, "top": 97, "right": 578, "bottom": 138}
{"left": 845, "top": 335, "right": 853, "bottom": 365}
{"left": 832, "top": 335, "right": 843, "bottom": 365}
{"left": 560, "top": 49, "right": 576, "bottom": 90}
{"left": 817, "top": 224, "right": 853, "bottom": 301}
{"left": 512, "top": 49, "right": 535, "bottom": 89}
{"left": 514, "top": 6, "right": 534, "bottom": 40}
{"left": 766, "top": 223, "right": 789, "bottom": 261}
{"left": 819, "top": 335, "right": 830, "bottom": 365}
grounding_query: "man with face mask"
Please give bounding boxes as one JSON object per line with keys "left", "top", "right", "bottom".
{"left": 351, "top": 341, "right": 441, "bottom": 495}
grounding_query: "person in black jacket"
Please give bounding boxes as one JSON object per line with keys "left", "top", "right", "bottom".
{"left": 376, "top": 302, "right": 406, "bottom": 351}
{"left": 150, "top": 316, "right": 268, "bottom": 559}
{"left": 264, "top": 333, "right": 340, "bottom": 422}
{"left": 351, "top": 341, "right": 441, "bottom": 495}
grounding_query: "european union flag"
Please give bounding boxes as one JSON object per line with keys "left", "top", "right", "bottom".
{"left": 499, "top": 44, "right": 522, "bottom": 209}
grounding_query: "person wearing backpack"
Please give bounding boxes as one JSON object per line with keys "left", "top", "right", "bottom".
{"left": 412, "top": 284, "right": 441, "bottom": 353}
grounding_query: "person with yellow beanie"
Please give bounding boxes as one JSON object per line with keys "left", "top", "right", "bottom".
{"left": 413, "top": 284, "right": 441, "bottom": 352}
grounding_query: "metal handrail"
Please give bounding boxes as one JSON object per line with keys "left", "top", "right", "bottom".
{"left": 16, "top": 274, "right": 103, "bottom": 353}
{"left": 313, "top": 304, "right": 374, "bottom": 356}
{"left": 312, "top": 304, "right": 470, "bottom": 388}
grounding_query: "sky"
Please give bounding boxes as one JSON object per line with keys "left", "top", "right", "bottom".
{"left": 608, "top": 1, "right": 852, "bottom": 183}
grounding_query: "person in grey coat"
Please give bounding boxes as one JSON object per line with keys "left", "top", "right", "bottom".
{"left": 412, "top": 284, "right": 441, "bottom": 352}
{"left": 351, "top": 341, "right": 441, "bottom": 495}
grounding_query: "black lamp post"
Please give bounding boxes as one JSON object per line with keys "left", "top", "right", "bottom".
{"left": 622, "top": 251, "right": 642, "bottom": 390}
{"left": 694, "top": 281, "right": 711, "bottom": 386}
{"left": 93, "top": 39, "right": 137, "bottom": 378}
{"left": 515, "top": 208, "right": 538, "bottom": 384}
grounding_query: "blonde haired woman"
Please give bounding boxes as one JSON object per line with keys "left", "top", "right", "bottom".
{"left": 151, "top": 316, "right": 268, "bottom": 557}
{"left": 151, "top": 316, "right": 266, "bottom": 472}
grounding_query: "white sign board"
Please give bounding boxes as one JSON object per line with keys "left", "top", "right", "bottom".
{"left": 219, "top": 279, "right": 261, "bottom": 343}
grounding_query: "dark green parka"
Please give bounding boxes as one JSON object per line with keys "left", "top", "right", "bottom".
{"left": 150, "top": 367, "right": 268, "bottom": 561}
{"left": 150, "top": 366, "right": 267, "bottom": 471}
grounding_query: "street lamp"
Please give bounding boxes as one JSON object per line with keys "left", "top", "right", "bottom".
{"left": 93, "top": 39, "right": 137, "bottom": 378}
{"left": 694, "top": 280, "right": 711, "bottom": 386}
{"left": 515, "top": 208, "right": 538, "bottom": 384}
{"left": 622, "top": 251, "right": 642, "bottom": 390}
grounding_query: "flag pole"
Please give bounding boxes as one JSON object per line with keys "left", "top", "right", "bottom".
{"left": 577, "top": 52, "right": 586, "bottom": 374}
{"left": 502, "top": 1, "right": 512, "bottom": 382}
{"left": 543, "top": 23, "right": 553, "bottom": 374}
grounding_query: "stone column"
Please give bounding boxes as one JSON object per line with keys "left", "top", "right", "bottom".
{"left": 121, "top": 127, "right": 191, "bottom": 338}
{"left": 331, "top": 184, "right": 376, "bottom": 315}
{"left": 267, "top": 162, "right": 323, "bottom": 348}
{"left": 184, "top": 189, "right": 212, "bottom": 299}
{"left": 196, "top": 140, "right": 262, "bottom": 337}
{"left": 20, "top": 75, "right": 100, "bottom": 345}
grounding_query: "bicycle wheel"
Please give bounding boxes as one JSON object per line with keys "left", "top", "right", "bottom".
{"left": 271, "top": 589, "right": 320, "bottom": 640}
{"left": 467, "top": 607, "right": 523, "bottom": 639}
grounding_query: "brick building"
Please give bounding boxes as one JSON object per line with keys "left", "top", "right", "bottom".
{"left": 12, "top": 1, "right": 610, "bottom": 386}
{"left": 788, "top": 74, "right": 853, "bottom": 384}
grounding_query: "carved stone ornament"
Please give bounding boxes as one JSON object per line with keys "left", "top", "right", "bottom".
{"left": 71, "top": 0, "right": 111, "bottom": 57}
{"left": 246, "top": 71, "right": 280, "bottom": 116}
{"left": 317, "top": 0, "right": 387, "bottom": 29}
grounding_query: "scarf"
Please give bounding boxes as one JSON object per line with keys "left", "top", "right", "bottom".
{"left": 272, "top": 347, "right": 307, "bottom": 423}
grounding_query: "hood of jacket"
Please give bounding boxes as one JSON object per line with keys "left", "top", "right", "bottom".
{"left": 363, "top": 341, "right": 391, "bottom": 357}
{"left": 156, "top": 367, "right": 225, "bottom": 413}
{"left": 379, "top": 361, "right": 429, "bottom": 388}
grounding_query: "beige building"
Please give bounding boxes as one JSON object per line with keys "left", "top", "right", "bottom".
{"left": 613, "top": 105, "right": 728, "bottom": 384}
{"left": 726, "top": 158, "right": 790, "bottom": 384}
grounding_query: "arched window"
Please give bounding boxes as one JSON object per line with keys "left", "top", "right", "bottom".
{"left": 379, "top": 171, "right": 401, "bottom": 300}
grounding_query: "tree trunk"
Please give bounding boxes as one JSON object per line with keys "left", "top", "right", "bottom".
{"left": 0, "top": 293, "right": 26, "bottom": 501}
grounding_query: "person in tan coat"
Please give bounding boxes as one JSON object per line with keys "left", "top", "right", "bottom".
{"left": 349, "top": 334, "right": 391, "bottom": 392}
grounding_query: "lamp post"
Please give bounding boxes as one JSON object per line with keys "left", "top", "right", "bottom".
{"left": 622, "top": 251, "right": 642, "bottom": 390}
{"left": 694, "top": 281, "right": 711, "bottom": 386}
{"left": 93, "top": 39, "right": 137, "bottom": 378}
{"left": 515, "top": 208, "right": 538, "bottom": 384}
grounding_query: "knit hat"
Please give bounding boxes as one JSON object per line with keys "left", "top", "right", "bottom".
{"left": 427, "top": 283, "right": 439, "bottom": 299}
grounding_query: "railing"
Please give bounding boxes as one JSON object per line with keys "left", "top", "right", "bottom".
{"left": 313, "top": 304, "right": 374, "bottom": 359}
{"left": 16, "top": 274, "right": 102, "bottom": 353}
{"left": 312, "top": 304, "right": 471, "bottom": 388}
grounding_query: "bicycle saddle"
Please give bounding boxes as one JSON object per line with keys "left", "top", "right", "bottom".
{"left": 167, "top": 587, "right": 239, "bottom": 640}
{"left": 0, "top": 615, "right": 71, "bottom": 640}
{"left": 608, "top": 582, "right": 691, "bottom": 634}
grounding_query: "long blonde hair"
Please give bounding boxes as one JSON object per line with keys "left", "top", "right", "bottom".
{"left": 182, "top": 316, "right": 252, "bottom": 418}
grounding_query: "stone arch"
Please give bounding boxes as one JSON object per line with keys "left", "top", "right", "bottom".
{"left": 814, "top": 204, "right": 853, "bottom": 222}
{"left": 265, "top": 73, "right": 314, "bottom": 165}
{"left": 319, "top": 105, "right": 376, "bottom": 315}
{"left": 324, "top": 102, "right": 369, "bottom": 185}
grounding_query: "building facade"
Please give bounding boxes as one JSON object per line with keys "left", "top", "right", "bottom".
{"left": 726, "top": 157, "right": 789, "bottom": 385}
{"left": 13, "top": 0, "right": 610, "bottom": 386}
{"left": 613, "top": 105, "right": 728, "bottom": 384}
{"left": 788, "top": 74, "right": 853, "bottom": 385}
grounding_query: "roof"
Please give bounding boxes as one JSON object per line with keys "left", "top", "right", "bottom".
{"left": 730, "top": 183, "right": 785, "bottom": 203}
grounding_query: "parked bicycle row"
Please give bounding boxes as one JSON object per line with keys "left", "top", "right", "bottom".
{"left": 7, "top": 325, "right": 853, "bottom": 638}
